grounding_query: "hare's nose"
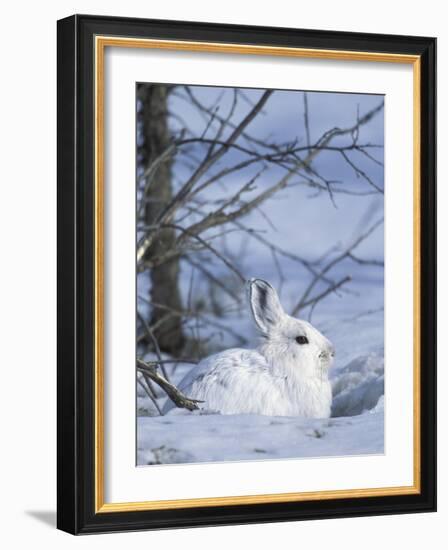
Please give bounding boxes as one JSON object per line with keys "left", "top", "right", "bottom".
{"left": 321, "top": 344, "right": 335, "bottom": 359}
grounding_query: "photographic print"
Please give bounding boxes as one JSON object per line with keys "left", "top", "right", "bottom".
{"left": 136, "top": 83, "right": 385, "bottom": 466}
{"left": 57, "top": 16, "right": 436, "bottom": 532}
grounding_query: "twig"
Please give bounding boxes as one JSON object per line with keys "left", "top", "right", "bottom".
{"left": 137, "top": 358, "right": 203, "bottom": 411}
{"left": 156, "top": 90, "right": 273, "bottom": 228}
{"left": 137, "top": 375, "right": 163, "bottom": 415}
{"left": 149, "top": 300, "right": 249, "bottom": 345}
{"left": 348, "top": 252, "right": 384, "bottom": 267}
{"left": 137, "top": 310, "right": 169, "bottom": 380}
{"left": 340, "top": 150, "right": 384, "bottom": 193}
{"left": 300, "top": 276, "right": 352, "bottom": 311}
{"left": 184, "top": 256, "right": 241, "bottom": 303}
{"left": 303, "top": 92, "right": 311, "bottom": 148}
{"left": 291, "top": 218, "right": 383, "bottom": 315}
{"left": 164, "top": 223, "right": 246, "bottom": 282}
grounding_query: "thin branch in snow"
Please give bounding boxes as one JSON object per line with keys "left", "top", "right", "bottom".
{"left": 137, "top": 375, "right": 163, "bottom": 416}
{"left": 137, "top": 358, "right": 202, "bottom": 411}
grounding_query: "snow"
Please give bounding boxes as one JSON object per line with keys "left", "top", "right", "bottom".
{"left": 331, "top": 353, "right": 384, "bottom": 417}
{"left": 138, "top": 410, "right": 384, "bottom": 465}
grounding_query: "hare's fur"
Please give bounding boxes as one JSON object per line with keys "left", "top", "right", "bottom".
{"left": 163, "top": 279, "right": 334, "bottom": 417}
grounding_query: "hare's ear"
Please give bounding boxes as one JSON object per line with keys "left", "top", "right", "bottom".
{"left": 248, "top": 279, "right": 285, "bottom": 334}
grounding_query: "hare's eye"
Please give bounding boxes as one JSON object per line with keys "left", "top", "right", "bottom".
{"left": 295, "top": 335, "right": 309, "bottom": 345}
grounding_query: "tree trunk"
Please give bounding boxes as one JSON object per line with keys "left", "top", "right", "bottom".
{"left": 138, "top": 84, "right": 185, "bottom": 355}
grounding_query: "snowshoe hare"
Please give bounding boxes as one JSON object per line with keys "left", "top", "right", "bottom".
{"left": 163, "top": 278, "right": 335, "bottom": 417}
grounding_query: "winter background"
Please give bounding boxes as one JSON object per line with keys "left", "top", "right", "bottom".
{"left": 136, "top": 85, "right": 384, "bottom": 466}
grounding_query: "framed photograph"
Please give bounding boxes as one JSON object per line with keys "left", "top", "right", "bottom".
{"left": 57, "top": 14, "right": 436, "bottom": 534}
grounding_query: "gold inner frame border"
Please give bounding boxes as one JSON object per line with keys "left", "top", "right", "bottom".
{"left": 94, "top": 36, "right": 421, "bottom": 513}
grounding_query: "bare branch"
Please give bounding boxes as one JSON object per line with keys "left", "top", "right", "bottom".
{"left": 340, "top": 150, "right": 384, "bottom": 193}
{"left": 303, "top": 92, "right": 311, "bottom": 148}
{"left": 314, "top": 101, "right": 384, "bottom": 149}
{"left": 179, "top": 87, "right": 271, "bottom": 151}
{"left": 181, "top": 170, "right": 264, "bottom": 237}
{"left": 137, "top": 375, "right": 163, "bottom": 415}
{"left": 185, "top": 256, "right": 242, "bottom": 303}
{"left": 137, "top": 232, "right": 156, "bottom": 264}
{"left": 137, "top": 310, "right": 170, "bottom": 380}
{"left": 141, "top": 143, "right": 177, "bottom": 193}
{"left": 166, "top": 223, "right": 245, "bottom": 282}
{"left": 137, "top": 358, "right": 202, "bottom": 411}
{"left": 181, "top": 161, "right": 302, "bottom": 240}
{"left": 150, "top": 300, "right": 249, "bottom": 346}
{"left": 348, "top": 252, "right": 384, "bottom": 267}
{"left": 157, "top": 90, "right": 274, "bottom": 226}
{"left": 292, "top": 218, "right": 383, "bottom": 315}
{"left": 299, "top": 275, "right": 352, "bottom": 311}
{"left": 231, "top": 219, "right": 318, "bottom": 276}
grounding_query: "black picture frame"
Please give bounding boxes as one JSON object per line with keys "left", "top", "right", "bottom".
{"left": 57, "top": 14, "right": 436, "bottom": 534}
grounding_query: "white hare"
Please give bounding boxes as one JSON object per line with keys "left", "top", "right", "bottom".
{"left": 163, "top": 278, "right": 335, "bottom": 417}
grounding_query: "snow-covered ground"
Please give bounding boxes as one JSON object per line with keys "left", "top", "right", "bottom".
{"left": 138, "top": 409, "right": 383, "bottom": 465}
{"left": 137, "top": 309, "right": 384, "bottom": 465}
